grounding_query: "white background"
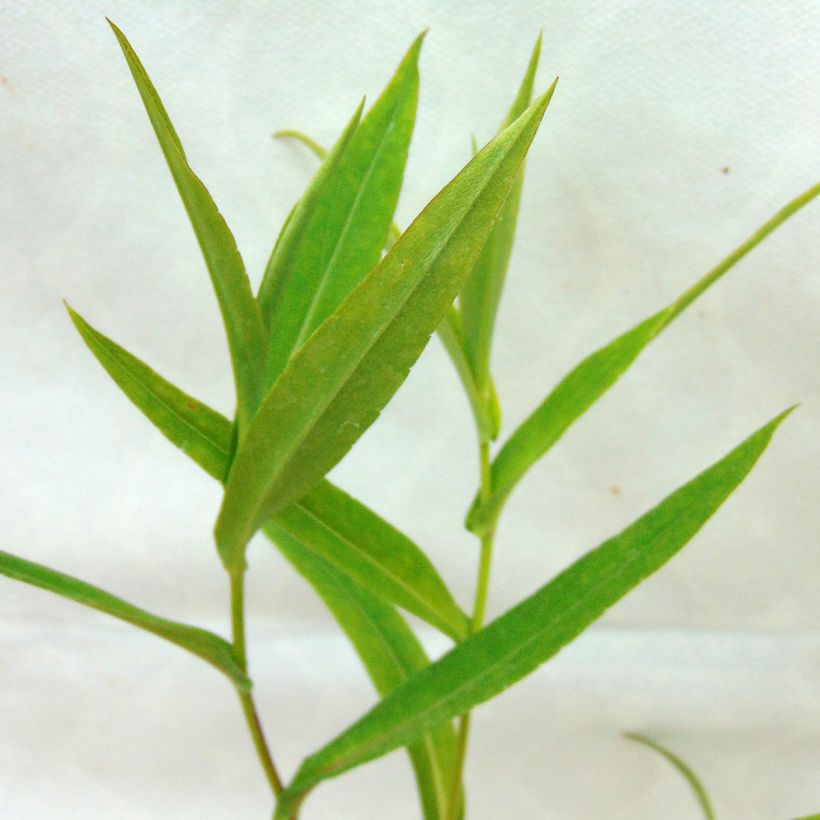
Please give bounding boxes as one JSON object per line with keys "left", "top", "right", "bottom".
{"left": 1, "top": 1, "right": 819, "bottom": 817}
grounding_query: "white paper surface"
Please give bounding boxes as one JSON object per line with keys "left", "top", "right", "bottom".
{"left": 1, "top": 1, "right": 819, "bottom": 816}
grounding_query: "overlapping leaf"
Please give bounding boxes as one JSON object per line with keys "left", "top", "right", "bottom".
{"left": 0, "top": 550, "right": 249, "bottom": 690}
{"left": 215, "top": 85, "right": 557, "bottom": 573}
{"left": 270, "top": 527, "right": 460, "bottom": 819}
{"left": 67, "top": 310, "right": 463, "bottom": 638}
{"left": 258, "top": 34, "right": 423, "bottom": 387}
{"left": 108, "top": 21, "right": 267, "bottom": 430}
{"left": 268, "top": 483, "right": 468, "bottom": 641}
{"left": 274, "top": 409, "right": 791, "bottom": 814}
{"left": 467, "top": 182, "right": 820, "bottom": 535}
{"left": 458, "top": 33, "right": 542, "bottom": 406}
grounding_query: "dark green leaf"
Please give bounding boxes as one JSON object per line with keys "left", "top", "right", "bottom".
{"left": 107, "top": 20, "right": 267, "bottom": 430}
{"left": 68, "top": 315, "right": 462, "bottom": 638}
{"left": 459, "top": 33, "right": 541, "bottom": 402}
{"left": 258, "top": 34, "right": 423, "bottom": 388}
{"left": 275, "top": 409, "right": 791, "bottom": 810}
{"left": 268, "top": 526, "right": 459, "bottom": 819}
{"left": 624, "top": 733, "right": 715, "bottom": 820}
{"left": 216, "top": 85, "right": 557, "bottom": 573}
{"left": 467, "top": 182, "right": 820, "bottom": 535}
{"left": 0, "top": 550, "right": 249, "bottom": 690}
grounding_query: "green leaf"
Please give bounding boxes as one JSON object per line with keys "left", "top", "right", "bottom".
{"left": 268, "top": 525, "right": 459, "bottom": 819}
{"left": 258, "top": 33, "right": 423, "bottom": 388}
{"left": 66, "top": 304, "right": 233, "bottom": 483}
{"left": 67, "top": 308, "right": 462, "bottom": 811}
{"left": 216, "top": 84, "right": 558, "bottom": 574}
{"left": 107, "top": 20, "right": 267, "bottom": 431}
{"left": 67, "top": 313, "right": 463, "bottom": 638}
{"left": 436, "top": 307, "right": 498, "bottom": 442}
{"left": 0, "top": 549, "right": 249, "bottom": 691}
{"left": 274, "top": 409, "right": 792, "bottom": 811}
{"left": 467, "top": 181, "right": 820, "bottom": 535}
{"left": 624, "top": 733, "right": 716, "bottom": 820}
{"left": 273, "top": 130, "right": 492, "bottom": 441}
{"left": 459, "top": 33, "right": 541, "bottom": 401}
{"left": 267, "top": 481, "right": 468, "bottom": 641}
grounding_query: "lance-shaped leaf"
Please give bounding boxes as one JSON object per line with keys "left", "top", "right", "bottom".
{"left": 268, "top": 483, "right": 468, "bottom": 641}
{"left": 624, "top": 733, "right": 715, "bottom": 820}
{"left": 66, "top": 304, "right": 233, "bottom": 483}
{"left": 216, "top": 84, "right": 558, "bottom": 574}
{"left": 459, "top": 33, "right": 541, "bottom": 403}
{"left": 273, "top": 131, "right": 493, "bottom": 440}
{"left": 269, "top": 526, "right": 460, "bottom": 819}
{"left": 467, "top": 182, "right": 820, "bottom": 535}
{"left": 67, "top": 310, "right": 464, "bottom": 638}
{"left": 258, "top": 34, "right": 423, "bottom": 387}
{"left": 274, "top": 409, "right": 791, "bottom": 813}
{"left": 0, "top": 550, "right": 249, "bottom": 691}
{"left": 108, "top": 20, "right": 267, "bottom": 430}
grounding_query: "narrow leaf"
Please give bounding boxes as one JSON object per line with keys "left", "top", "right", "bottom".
{"left": 216, "top": 85, "right": 557, "bottom": 573}
{"left": 269, "top": 526, "right": 459, "bottom": 819}
{"left": 459, "top": 33, "right": 541, "bottom": 398}
{"left": 436, "top": 307, "right": 498, "bottom": 442}
{"left": 107, "top": 20, "right": 267, "bottom": 429}
{"left": 467, "top": 182, "right": 820, "bottom": 534}
{"left": 0, "top": 550, "right": 249, "bottom": 690}
{"left": 624, "top": 733, "right": 716, "bottom": 820}
{"left": 275, "top": 409, "right": 792, "bottom": 809}
{"left": 68, "top": 316, "right": 463, "bottom": 638}
{"left": 259, "top": 34, "right": 423, "bottom": 388}
{"left": 66, "top": 304, "right": 232, "bottom": 482}
{"left": 274, "top": 130, "right": 487, "bottom": 440}
{"left": 268, "top": 482, "right": 468, "bottom": 641}
{"left": 273, "top": 129, "right": 328, "bottom": 160}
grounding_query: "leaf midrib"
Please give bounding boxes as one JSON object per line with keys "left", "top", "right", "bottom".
{"left": 307, "top": 541, "right": 650, "bottom": 781}
{"left": 293, "top": 498, "right": 461, "bottom": 637}
{"left": 293, "top": 100, "right": 403, "bottom": 353}
{"left": 91, "top": 324, "right": 232, "bottom": 461}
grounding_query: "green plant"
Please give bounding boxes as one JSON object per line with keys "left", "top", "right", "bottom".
{"left": 1, "top": 20, "right": 817, "bottom": 819}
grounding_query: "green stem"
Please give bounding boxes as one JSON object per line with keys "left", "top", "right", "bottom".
{"left": 231, "top": 571, "right": 284, "bottom": 797}
{"left": 446, "top": 439, "right": 497, "bottom": 820}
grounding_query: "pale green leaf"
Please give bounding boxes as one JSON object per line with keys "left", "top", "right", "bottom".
{"left": 216, "top": 85, "right": 557, "bottom": 573}
{"left": 66, "top": 304, "right": 233, "bottom": 482}
{"left": 436, "top": 307, "right": 498, "bottom": 442}
{"left": 0, "top": 550, "right": 249, "bottom": 690}
{"left": 107, "top": 20, "right": 267, "bottom": 430}
{"left": 273, "top": 129, "right": 328, "bottom": 160}
{"left": 624, "top": 733, "right": 715, "bottom": 820}
{"left": 259, "top": 34, "right": 423, "bottom": 388}
{"left": 467, "top": 182, "right": 820, "bottom": 535}
{"left": 268, "top": 482, "right": 468, "bottom": 641}
{"left": 274, "top": 409, "right": 791, "bottom": 812}
{"left": 68, "top": 315, "right": 462, "bottom": 638}
{"left": 459, "top": 33, "right": 541, "bottom": 401}
{"left": 269, "top": 526, "right": 459, "bottom": 819}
